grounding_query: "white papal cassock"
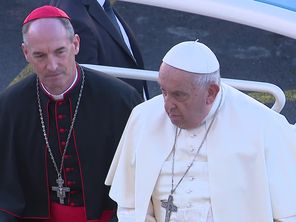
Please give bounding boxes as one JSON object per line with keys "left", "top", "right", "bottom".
{"left": 105, "top": 83, "right": 296, "bottom": 222}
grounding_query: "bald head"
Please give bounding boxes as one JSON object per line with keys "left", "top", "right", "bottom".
{"left": 22, "top": 17, "right": 74, "bottom": 44}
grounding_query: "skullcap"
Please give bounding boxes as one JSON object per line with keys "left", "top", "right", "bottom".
{"left": 23, "top": 5, "right": 70, "bottom": 25}
{"left": 163, "top": 41, "right": 219, "bottom": 74}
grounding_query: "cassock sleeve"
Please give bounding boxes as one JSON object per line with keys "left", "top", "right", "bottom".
{"left": 0, "top": 211, "right": 18, "bottom": 222}
{"left": 0, "top": 92, "right": 28, "bottom": 219}
{"left": 106, "top": 95, "right": 171, "bottom": 222}
{"left": 105, "top": 107, "right": 137, "bottom": 208}
{"left": 265, "top": 114, "right": 296, "bottom": 219}
{"left": 106, "top": 103, "right": 158, "bottom": 221}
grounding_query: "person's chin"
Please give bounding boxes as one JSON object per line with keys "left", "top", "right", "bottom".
{"left": 44, "top": 74, "right": 65, "bottom": 85}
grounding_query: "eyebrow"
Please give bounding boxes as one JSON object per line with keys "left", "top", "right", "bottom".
{"left": 32, "top": 46, "right": 67, "bottom": 56}
{"left": 55, "top": 46, "right": 67, "bottom": 52}
{"left": 32, "top": 51, "right": 44, "bottom": 57}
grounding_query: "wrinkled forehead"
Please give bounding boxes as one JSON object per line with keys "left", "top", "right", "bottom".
{"left": 158, "top": 63, "right": 198, "bottom": 90}
{"left": 159, "top": 63, "right": 198, "bottom": 82}
{"left": 24, "top": 19, "right": 70, "bottom": 48}
{"left": 27, "top": 18, "right": 66, "bottom": 34}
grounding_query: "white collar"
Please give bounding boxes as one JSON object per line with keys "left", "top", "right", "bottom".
{"left": 97, "top": 0, "right": 105, "bottom": 7}
{"left": 41, "top": 69, "right": 78, "bottom": 101}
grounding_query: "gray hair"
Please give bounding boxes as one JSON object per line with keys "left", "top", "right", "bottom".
{"left": 22, "top": 18, "right": 75, "bottom": 43}
{"left": 192, "top": 69, "right": 221, "bottom": 87}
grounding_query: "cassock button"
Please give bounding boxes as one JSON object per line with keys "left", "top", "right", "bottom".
{"left": 58, "top": 114, "right": 64, "bottom": 120}
{"left": 61, "top": 141, "right": 66, "bottom": 146}
{"left": 65, "top": 168, "right": 73, "bottom": 173}
{"left": 67, "top": 181, "right": 75, "bottom": 186}
{"left": 59, "top": 128, "right": 66, "bottom": 133}
{"left": 58, "top": 101, "right": 64, "bottom": 106}
{"left": 64, "top": 154, "right": 71, "bottom": 159}
{"left": 70, "top": 202, "right": 76, "bottom": 206}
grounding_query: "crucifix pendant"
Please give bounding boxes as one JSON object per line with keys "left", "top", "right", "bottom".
{"left": 52, "top": 177, "right": 70, "bottom": 204}
{"left": 161, "top": 194, "right": 177, "bottom": 222}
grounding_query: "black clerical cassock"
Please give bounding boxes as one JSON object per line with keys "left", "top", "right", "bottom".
{"left": 0, "top": 66, "right": 142, "bottom": 221}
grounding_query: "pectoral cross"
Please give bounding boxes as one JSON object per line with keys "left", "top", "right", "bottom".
{"left": 161, "top": 194, "right": 177, "bottom": 222}
{"left": 52, "top": 177, "right": 70, "bottom": 204}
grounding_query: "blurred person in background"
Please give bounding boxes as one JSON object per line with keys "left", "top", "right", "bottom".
{"left": 50, "top": 0, "right": 149, "bottom": 98}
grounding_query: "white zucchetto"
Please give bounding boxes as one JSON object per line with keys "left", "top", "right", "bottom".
{"left": 163, "top": 41, "right": 219, "bottom": 74}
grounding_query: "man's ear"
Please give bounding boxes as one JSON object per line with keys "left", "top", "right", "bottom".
{"left": 206, "top": 84, "right": 220, "bottom": 105}
{"left": 73, "top": 34, "right": 80, "bottom": 55}
{"left": 21, "top": 43, "right": 29, "bottom": 62}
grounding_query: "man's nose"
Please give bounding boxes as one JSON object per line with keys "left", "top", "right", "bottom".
{"left": 46, "top": 56, "right": 58, "bottom": 71}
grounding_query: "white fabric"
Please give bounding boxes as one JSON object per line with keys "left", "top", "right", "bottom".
{"left": 106, "top": 83, "right": 296, "bottom": 222}
{"left": 97, "top": 0, "right": 105, "bottom": 7}
{"left": 163, "top": 41, "right": 219, "bottom": 74}
{"left": 277, "top": 217, "right": 296, "bottom": 222}
{"left": 151, "top": 100, "right": 221, "bottom": 222}
{"left": 152, "top": 136, "right": 211, "bottom": 222}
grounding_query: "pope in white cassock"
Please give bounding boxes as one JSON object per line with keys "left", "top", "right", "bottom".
{"left": 105, "top": 40, "right": 296, "bottom": 222}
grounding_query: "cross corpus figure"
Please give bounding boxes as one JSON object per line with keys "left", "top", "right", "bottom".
{"left": 161, "top": 194, "right": 178, "bottom": 222}
{"left": 52, "top": 177, "right": 70, "bottom": 204}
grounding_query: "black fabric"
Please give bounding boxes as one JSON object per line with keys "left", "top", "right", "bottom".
{"left": 50, "top": 0, "right": 149, "bottom": 98}
{"left": 103, "top": 0, "right": 123, "bottom": 40}
{"left": 46, "top": 92, "right": 84, "bottom": 206}
{"left": 0, "top": 211, "right": 18, "bottom": 222}
{"left": 0, "top": 67, "right": 142, "bottom": 221}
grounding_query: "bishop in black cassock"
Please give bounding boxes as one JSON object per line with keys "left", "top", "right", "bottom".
{"left": 0, "top": 5, "right": 142, "bottom": 222}
{"left": 0, "top": 66, "right": 142, "bottom": 221}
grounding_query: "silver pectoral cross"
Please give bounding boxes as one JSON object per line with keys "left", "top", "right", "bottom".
{"left": 161, "top": 194, "right": 177, "bottom": 222}
{"left": 52, "top": 177, "right": 70, "bottom": 204}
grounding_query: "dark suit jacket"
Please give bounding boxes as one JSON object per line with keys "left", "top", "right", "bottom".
{"left": 50, "top": 0, "right": 147, "bottom": 97}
